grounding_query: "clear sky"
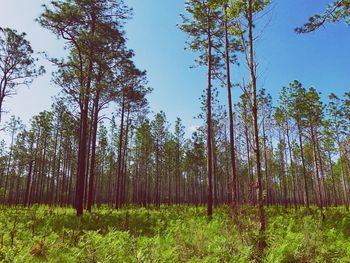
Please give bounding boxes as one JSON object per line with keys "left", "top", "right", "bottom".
{"left": 0, "top": 0, "right": 349, "bottom": 136}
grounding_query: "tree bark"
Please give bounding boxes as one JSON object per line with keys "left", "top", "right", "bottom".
{"left": 206, "top": 8, "right": 214, "bottom": 219}
{"left": 224, "top": 5, "right": 238, "bottom": 209}
{"left": 247, "top": 0, "right": 266, "bottom": 250}
{"left": 297, "top": 122, "right": 310, "bottom": 208}
{"left": 87, "top": 89, "right": 100, "bottom": 212}
{"left": 75, "top": 11, "right": 96, "bottom": 216}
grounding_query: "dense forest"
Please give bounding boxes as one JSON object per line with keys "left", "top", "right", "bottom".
{"left": 1, "top": 0, "right": 350, "bottom": 262}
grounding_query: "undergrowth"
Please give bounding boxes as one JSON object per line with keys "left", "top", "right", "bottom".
{"left": 0, "top": 205, "right": 349, "bottom": 262}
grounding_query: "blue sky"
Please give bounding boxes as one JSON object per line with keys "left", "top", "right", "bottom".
{"left": 0, "top": 0, "right": 349, "bottom": 136}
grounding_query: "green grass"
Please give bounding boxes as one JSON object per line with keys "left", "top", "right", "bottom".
{"left": 0, "top": 205, "right": 350, "bottom": 262}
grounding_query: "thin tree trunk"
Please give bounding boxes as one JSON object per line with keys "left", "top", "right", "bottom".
{"left": 297, "top": 123, "right": 310, "bottom": 208}
{"left": 285, "top": 120, "right": 297, "bottom": 210}
{"left": 206, "top": 8, "right": 213, "bottom": 219}
{"left": 24, "top": 160, "right": 34, "bottom": 207}
{"left": 3, "top": 126, "right": 15, "bottom": 203}
{"left": 116, "top": 93, "right": 125, "bottom": 209}
{"left": 224, "top": 4, "right": 237, "bottom": 209}
{"left": 87, "top": 89, "right": 100, "bottom": 212}
{"left": 247, "top": 0, "right": 266, "bottom": 250}
{"left": 311, "top": 126, "right": 323, "bottom": 212}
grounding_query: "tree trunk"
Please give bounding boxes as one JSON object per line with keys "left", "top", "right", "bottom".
{"left": 311, "top": 126, "right": 323, "bottom": 211}
{"left": 75, "top": 11, "right": 96, "bottom": 216}
{"left": 297, "top": 122, "right": 310, "bottom": 208}
{"left": 206, "top": 9, "right": 213, "bottom": 219}
{"left": 285, "top": 120, "right": 297, "bottom": 209}
{"left": 116, "top": 93, "right": 125, "bottom": 209}
{"left": 248, "top": 0, "right": 266, "bottom": 250}
{"left": 224, "top": 5, "right": 238, "bottom": 209}
{"left": 3, "top": 126, "right": 15, "bottom": 203}
{"left": 24, "top": 160, "right": 34, "bottom": 207}
{"left": 87, "top": 90, "right": 100, "bottom": 212}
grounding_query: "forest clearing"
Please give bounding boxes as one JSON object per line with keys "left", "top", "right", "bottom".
{"left": 1, "top": 0, "right": 350, "bottom": 262}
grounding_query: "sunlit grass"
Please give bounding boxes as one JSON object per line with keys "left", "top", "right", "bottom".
{"left": 0, "top": 205, "right": 349, "bottom": 262}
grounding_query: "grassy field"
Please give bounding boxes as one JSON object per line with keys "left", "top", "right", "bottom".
{"left": 0, "top": 205, "right": 350, "bottom": 262}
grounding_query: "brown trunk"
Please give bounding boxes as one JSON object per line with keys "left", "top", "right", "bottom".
{"left": 75, "top": 11, "right": 96, "bottom": 216}
{"left": 311, "top": 126, "right": 323, "bottom": 211}
{"left": 297, "top": 122, "right": 310, "bottom": 208}
{"left": 116, "top": 93, "right": 125, "bottom": 209}
{"left": 87, "top": 89, "right": 100, "bottom": 212}
{"left": 336, "top": 131, "right": 349, "bottom": 208}
{"left": 278, "top": 131, "right": 288, "bottom": 208}
{"left": 316, "top": 137, "right": 328, "bottom": 207}
{"left": 120, "top": 109, "right": 131, "bottom": 206}
{"left": 206, "top": 7, "right": 213, "bottom": 219}
{"left": 224, "top": 5, "right": 238, "bottom": 209}
{"left": 175, "top": 140, "right": 180, "bottom": 204}
{"left": 327, "top": 150, "right": 338, "bottom": 206}
{"left": 3, "top": 126, "right": 15, "bottom": 203}
{"left": 248, "top": 0, "right": 266, "bottom": 250}
{"left": 212, "top": 134, "right": 218, "bottom": 206}
{"left": 262, "top": 117, "right": 269, "bottom": 206}
{"left": 49, "top": 129, "right": 60, "bottom": 205}
{"left": 285, "top": 120, "right": 297, "bottom": 209}
{"left": 24, "top": 160, "right": 34, "bottom": 207}
{"left": 84, "top": 110, "right": 94, "bottom": 208}
{"left": 245, "top": 122, "right": 254, "bottom": 204}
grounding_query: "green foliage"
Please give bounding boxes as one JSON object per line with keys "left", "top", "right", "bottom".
{"left": 296, "top": 0, "right": 350, "bottom": 33}
{"left": 0, "top": 27, "right": 44, "bottom": 123}
{"left": 265, "top": 207, "right": 350, "bottom": 263}
{"left": 0, "top": 205, "right": 350, "bottom": 262}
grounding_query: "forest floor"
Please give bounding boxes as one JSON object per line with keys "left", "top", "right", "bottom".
{"left": 0, "top": 205, "right": 349, "bottom": 262}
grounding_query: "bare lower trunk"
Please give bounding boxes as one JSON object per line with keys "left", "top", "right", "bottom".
{"left": 297, "top": 123, "right": 309, "bottom": 208}
{"left": 87, "top": 90, "right": 100, "bottom": 212}
{"left": 224, "top": 5, "right": 237, "bottom": 209}
{"left": 248, "top": 0, "right": 266, "bottom": 250}
{"left": 206, "top": 9, "right": 213, "bottom": 219}
{"left": 116, "top": 94, "right": 125, "bottom": 209}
